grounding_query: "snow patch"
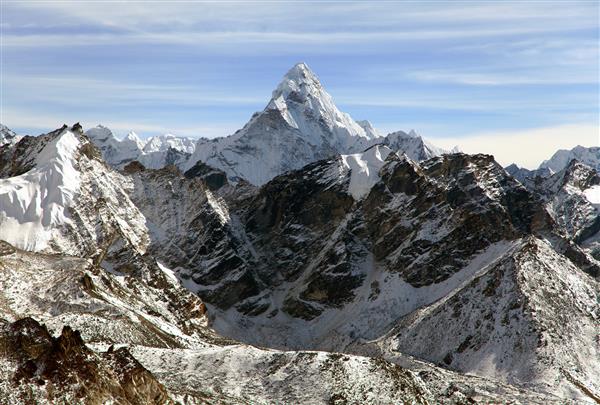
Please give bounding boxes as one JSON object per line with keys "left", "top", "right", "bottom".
{"left": 341, "top": 145, "right": 392, "bottom": 200}
{"left": 583, "top": 185, "right": 600, "bottom": 207}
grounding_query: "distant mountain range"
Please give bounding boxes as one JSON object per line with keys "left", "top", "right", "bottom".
{"left": 84, "top": 63, "right": 454, "bottom": 185}
{"left": 0, "top": 63, "right": 598, "bottom": 404}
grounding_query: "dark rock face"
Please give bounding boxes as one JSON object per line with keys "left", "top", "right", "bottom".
{"left": 531, "top": 160, "right": 600, "bottom": 248}
{"left": 1, "top": 318, "right": 170, "bottom": 404}
{"left": 361, "top": 153, "right": 551, "bottom": 287}
{"left": 184, "top": 160, "right": 228, "bottom": 190}
{"left": 123, "top": 160, "right": 146, "bottom": 174}
{"left": 125, "top": 151, "right": 593, "bottom": 327}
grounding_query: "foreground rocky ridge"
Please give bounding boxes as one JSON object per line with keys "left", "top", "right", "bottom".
{"left": 0, "top": 240, "right": 507, "bottom": 404}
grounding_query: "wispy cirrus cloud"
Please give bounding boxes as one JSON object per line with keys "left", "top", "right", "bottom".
{"left": 405, "top": 70, "right": 599, "bottom": 86}
{"left": 2, "top": 0, "right": 598, "bottom": 169}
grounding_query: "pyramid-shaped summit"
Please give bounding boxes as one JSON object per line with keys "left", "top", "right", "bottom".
{"left": 271, "top": 62, "right": 324, "bottom": 99}
{"left": 185, "top": 62, "right": 384, "bottom": 185}
{"left": 265, "top": 62, "right": 379, "bottom": 149}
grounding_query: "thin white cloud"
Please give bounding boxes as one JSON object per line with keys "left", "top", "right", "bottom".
{"left": 11, "top": 1, "right": 598, "bottom": 31}
{"left": 406, "top": 70, "right": 598, "bottom": 86}
{"left": 433, "top": 124, "right": 600, "bottom": 169}
{"left": 2, "top": 74, "right": 265, "bottom": 106}
{"left": 4, "top": 25, "right": 598, "bottom": 48}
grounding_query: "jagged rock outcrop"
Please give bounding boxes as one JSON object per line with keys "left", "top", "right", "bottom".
{"left": 0, "top": 317, "right": 171, "bottom": 404}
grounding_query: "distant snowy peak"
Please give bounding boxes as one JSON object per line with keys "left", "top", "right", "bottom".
{"left": 506, "top": 145, "right": 599, "bottom": 185}
{"left": 356, "top": 120, "right": 380, "bottom": 138}
{"left": 539, "top": 145, "right": 600, "bottom": 174}
{"left": 383, "top": 130, "right": 450, "bottom": 161}
{"left": 505, "top": 164, "right": 552, "bottom": 186}
{"left": 86, "top": 125, "right": 144, "bottom": 167}
{"left": 85, "top": 125, "right": 195, "bottom": 169}
{"left": 143, "top": 133, "right": 196, "bottom": 154}
{"left": 0, "top": 124, "right": 19, "bottom": 146}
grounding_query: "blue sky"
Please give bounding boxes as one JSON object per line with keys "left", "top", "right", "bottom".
{"left": 1, "top": 0, "right": 599, "bottom": 167}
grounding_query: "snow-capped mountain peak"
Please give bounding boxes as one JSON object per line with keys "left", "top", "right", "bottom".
{"left": 83, "top": 64, "right": 449, "bottom": 187}
{"left": 143, "top": 133, "right": 196, "bottom": 154}
{"left": 0, "top": 127, "right": 81, "bottom": 251}
{"left": 266, "top": 62, "right": 378, "bottom": 147}
{"left": 356, "top": 120, "right": 380, "bottom": 138}
{"left": 125, "top": 131, "right": 145, "bottom": 147}
{"left": 0, "top": 123, "right": 19, "bottom": 146}
{"left": 539, "top": 145, "right": 600, "bottom": 174}
{"left": 183, "top": 62, "right": 389, "bottom": 185}
{"left": 383, "top": 129, "right": 448, "bottom": 161}
{"left": 271, "top": 62, "right": 323, "bottom": 100}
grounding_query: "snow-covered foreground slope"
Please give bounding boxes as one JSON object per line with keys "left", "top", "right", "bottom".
{"left": 0, "top": 241, "right": 550, "bottom": 404}
{"left": 0, "top": 130, "right": 81, "bottom": 251}
{"left": 359, "top": 237, "right": 600, "bottom": 402}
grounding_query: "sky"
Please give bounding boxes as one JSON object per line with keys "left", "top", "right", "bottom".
{"left": 1, "top": 0, "right": 599, "bottom": 168}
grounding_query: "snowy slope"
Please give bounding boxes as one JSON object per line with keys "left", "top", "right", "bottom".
{"left": 0, "top": 125, "right": 149, "bottom": 264}
{"left": 370, "top": 237, "right": 600, "bottom": 402}
{"left": 0, "top": 130, "right": 81, "bottom": 251}
{"left": 1, "top": 241, "right": 542, "bottom": 405}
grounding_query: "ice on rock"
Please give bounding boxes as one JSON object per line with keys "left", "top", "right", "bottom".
{"left": 341, "top": 145, "right": 392, "bottom": 199}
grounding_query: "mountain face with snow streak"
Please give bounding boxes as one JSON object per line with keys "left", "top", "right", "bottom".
{"left": 115, "top": 142, "right": 599, "bottom": 402}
